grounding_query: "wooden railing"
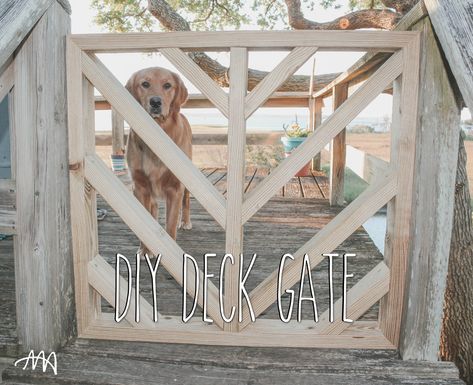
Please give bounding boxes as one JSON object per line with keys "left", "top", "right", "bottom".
{"left": 67, "top": 29, "right": 421, "bottom": 349}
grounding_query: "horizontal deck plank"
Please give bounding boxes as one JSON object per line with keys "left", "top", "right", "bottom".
{"left": 1, "top": 338, "right": 463, "bottom": 384}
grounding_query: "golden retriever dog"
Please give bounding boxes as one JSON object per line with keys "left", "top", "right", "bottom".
{"left": 125, "top": 67, "right": 192, "bottom": 256}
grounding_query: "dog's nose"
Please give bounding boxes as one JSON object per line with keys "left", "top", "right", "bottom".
{"left": 150, "top": 97, "right": 162, "bottom": 108}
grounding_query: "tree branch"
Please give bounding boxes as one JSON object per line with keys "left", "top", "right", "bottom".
{"left": 285, "top": 0, "right": 401, "bottom": 30}
{"left": 381, "top": 0, "right": 418, "bottom": 13}
{"left": 147, "top": 0, "right": 340, "bottom": 92}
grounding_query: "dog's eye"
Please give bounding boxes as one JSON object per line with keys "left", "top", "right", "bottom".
{"left": 163, "top": 82, "right": 172, "bottom": 90}
{"left": 141, "top": 81, "right": 150, "bottom": 89}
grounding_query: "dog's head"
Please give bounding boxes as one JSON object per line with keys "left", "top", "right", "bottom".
{"left": 125, "top": 67, "right": 188, "bottom": 120}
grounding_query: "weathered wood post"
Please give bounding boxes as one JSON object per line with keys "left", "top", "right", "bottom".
{"left": 329, "top": 83, "right": 348, "bottom": 206}
{"left": 13, "top": 1, "right": 75, "bottom": 352}
{"left": 111, "top": 108, "right": 125, "bottom": 155}
{"left": 399, "top": 17, "right": 461, "bottom": 360}
{"left": 308, "top": 59, "right": 322, "bottom": 171}
{"left": 309, "top": 97, "right": 323, "bottom": 171}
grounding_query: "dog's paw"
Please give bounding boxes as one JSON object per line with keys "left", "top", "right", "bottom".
{"left": 137, "top": 247, "right": 155, "bottom": 261}
{"left": 179, "top": 221, "right": 192, "bottom": 230}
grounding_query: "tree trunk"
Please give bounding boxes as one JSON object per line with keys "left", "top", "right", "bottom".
{"left": 440, "top": 131, "right": 473, "bottom": 385}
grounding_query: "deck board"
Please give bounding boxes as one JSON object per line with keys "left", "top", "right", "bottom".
{"left": 0, "top": 167, "right": 464, "bottom": 384}
{"left": 92, "top": 169, "right": 381, "bottom": 320}
{"left": 1, "top": 339, "right": 464, "bottom": 384}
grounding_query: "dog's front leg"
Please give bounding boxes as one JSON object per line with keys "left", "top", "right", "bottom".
{"left": 179, "top": 189, "right": 192, "bottom": 230}
{"left": 133, "top": 182, "right": 154, "bottom": 258}
{"left": 166, "top": 188, "right": 184, "bottom": 240}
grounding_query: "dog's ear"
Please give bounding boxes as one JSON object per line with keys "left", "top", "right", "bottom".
{"left": 125, "top": 74, "right": 137, "bottom": 100}
{"left": 170, "top": 73, "right": 188, "bottom": 113}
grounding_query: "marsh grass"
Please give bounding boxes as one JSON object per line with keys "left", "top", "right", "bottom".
{"left": 321, "top": 164, "right": 368, "bottom": 204}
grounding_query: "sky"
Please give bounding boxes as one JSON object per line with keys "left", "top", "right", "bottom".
{"left": 68, "top": 0, "right": 470, "bottom": 130}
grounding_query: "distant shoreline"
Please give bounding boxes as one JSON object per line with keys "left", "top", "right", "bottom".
{"left": 95, "top": 126, "right": 284, "bottom": 146}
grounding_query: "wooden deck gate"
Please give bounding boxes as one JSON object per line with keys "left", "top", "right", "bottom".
{"left": 67, "top": 31, "right": 420, "bottom": 349}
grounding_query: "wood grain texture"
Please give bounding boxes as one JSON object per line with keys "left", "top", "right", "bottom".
{"left": 310, "top": 97, "right": 323, "bottom": 170}
{"left": 70, "top": 30, "right": 417, "bottom": 52}
{"left": 424, "top": 0, "right": 473, "bottom": 110}
{"left": 400, "top": 18, "right": 461, "bottom": 361}
{"left": 88, "top": 254, "right": 157, "bottom": 328}
{"left": 96, "top": 92, "right": 314, "bottom": 110}
{"left": 329, "top": 83, "right": 348, "bottom": 206}
{"left": 82, "top": 315, "right": 393, "bottom": 349}
{"left": 84, "top": 154, "right": 224, "bottom": 329}
{"left": 379, "top": 34, "right": 421, "bottom": 347}
{"left": 312, "top": 262, "right": 390, "bottom": 335}
{"left": 0, "top": 0, "right": 52, "bottom": 70}
{"left": 224, "top": 48, "right": 248, "bottom": 331}
{"left": 67, "top": 41, "right": 99, "bottom": 335}
{"left": 3, "top": 337, "right": 466, "bottom": 384}
{"left": 241, "top": 172, "right": 397, "bottom": 329}
{"left": 111, "top": 108, "right": 125, "bottom": 155}
{"left": 242, "top": 51, "right": 403, "bottom": 224}
{"left": 81, "top": 52, "right": 227, "bottom": 228}
{"left": 160, "top": 48, "right": 229, "bottom": 117}
{"left": 245, "top": 47, "right": 317, "bottom": 118}
{"left": 13, "top": 2, "right": 74, "bottom": 351}
{"left": 0, "top": 59, "right": 14, "bottom": 102}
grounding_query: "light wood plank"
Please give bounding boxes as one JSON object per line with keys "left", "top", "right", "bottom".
{"left": 88, "top": 254, "right": 156, "bottom": 328}
{"left": 379, "top": 34, "right": 421, "bottom": 347}
{"left": 346, "top": 145, "right": 389, "bottom": 184}
{"left": 160, "top": 48, "right": 229, "bottom": 117}
{"left": 67, "top": 39, "right": 99, "bottom": 335}
{"left": 80, "top": 52, "right": 227, "bottom": 228}
{"left": 224, "top": 47, "right": 248, "bottom": 331}
{"left": 13, "top": 3, "right": 74, "bottom": 351}
{"left": 95, "top": 92, "right": 314, "bottom": 110}
{"left": 83, "top": 77, "right": 102, "bottom": 317}
{"left": 312, "top": 262, "right": 390, "bottom": 335}
{"left": 70, "top": 30, "right": 416, "bottom": 52}
{"left": 84, "top": 315, "right": 394, "bottom": 349}
{"left": 310, "top": 97, "right": 323, "bottom": 170}
{"left": 330, "top": 83, "right": 348, "bottom": 206}
{"left": 242, "top": 51, "right": 403, "bottom": 224}
{"left": 0, "top": 59, "right": 14, "bottom": 102}
{"left": 424, "top": 0, "right": 473, "bottom": 111}
{"left": 400, "top": 18, "right": 461, "bottom": 361}
{"left": 111, "top": 108, "right": 125, "bottom": 155}
{"left": 84, "top": 153, "right": 225, "bottom": 329}
{"left": 240, "top": 172, "right": 397, "bottom": 329}
{"left": 0, "top": 0, "right": 52, "bottom": 70}
{"left": 244, "top": 47, "right": 318, "bottom": 118}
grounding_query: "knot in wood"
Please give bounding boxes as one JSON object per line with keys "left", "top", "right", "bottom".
{"left": 69, "top": 162, "right": 82, "bottom": 171}
{"left": 339, "top": 18, "right": 350, "bottom": 29}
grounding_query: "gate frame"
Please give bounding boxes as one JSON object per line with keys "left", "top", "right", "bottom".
{"left": 66, "top": 30, "right": 421, "bottom": 349}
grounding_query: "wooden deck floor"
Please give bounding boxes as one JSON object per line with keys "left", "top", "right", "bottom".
{"left": 0, "top": 168, "right": 464, "bottom": 384}
{"left": 95, "top": 168, "right": 382, "bottom": 320}
{"left": 201, "top": 167, "right": 329, "bottom": 199}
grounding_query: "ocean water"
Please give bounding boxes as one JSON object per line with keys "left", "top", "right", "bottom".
{"left": 362, "top": 214, "right": 387, "bottom": 255}
{"left": 95, "top": 108, "right": 390, "bottom": 132}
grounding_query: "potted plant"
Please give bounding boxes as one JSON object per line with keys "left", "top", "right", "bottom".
{"left": 281, "top": 119, "right": 311, "bottom": 177}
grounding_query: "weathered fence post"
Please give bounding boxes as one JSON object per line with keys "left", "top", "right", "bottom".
{"left": 399, "top": 17, "right": 461, "bottom": 360}
{"left": 310, "top": 97, "right": 323, "bottom": 171}
{"left": 13, "top": 1, "right": 75, "bottom": 352}
{"left": 329, "top": 83, "right": 348, "bottom": 206}
{"left": 111, "top": 108, "right": 125, "bottom": 155}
